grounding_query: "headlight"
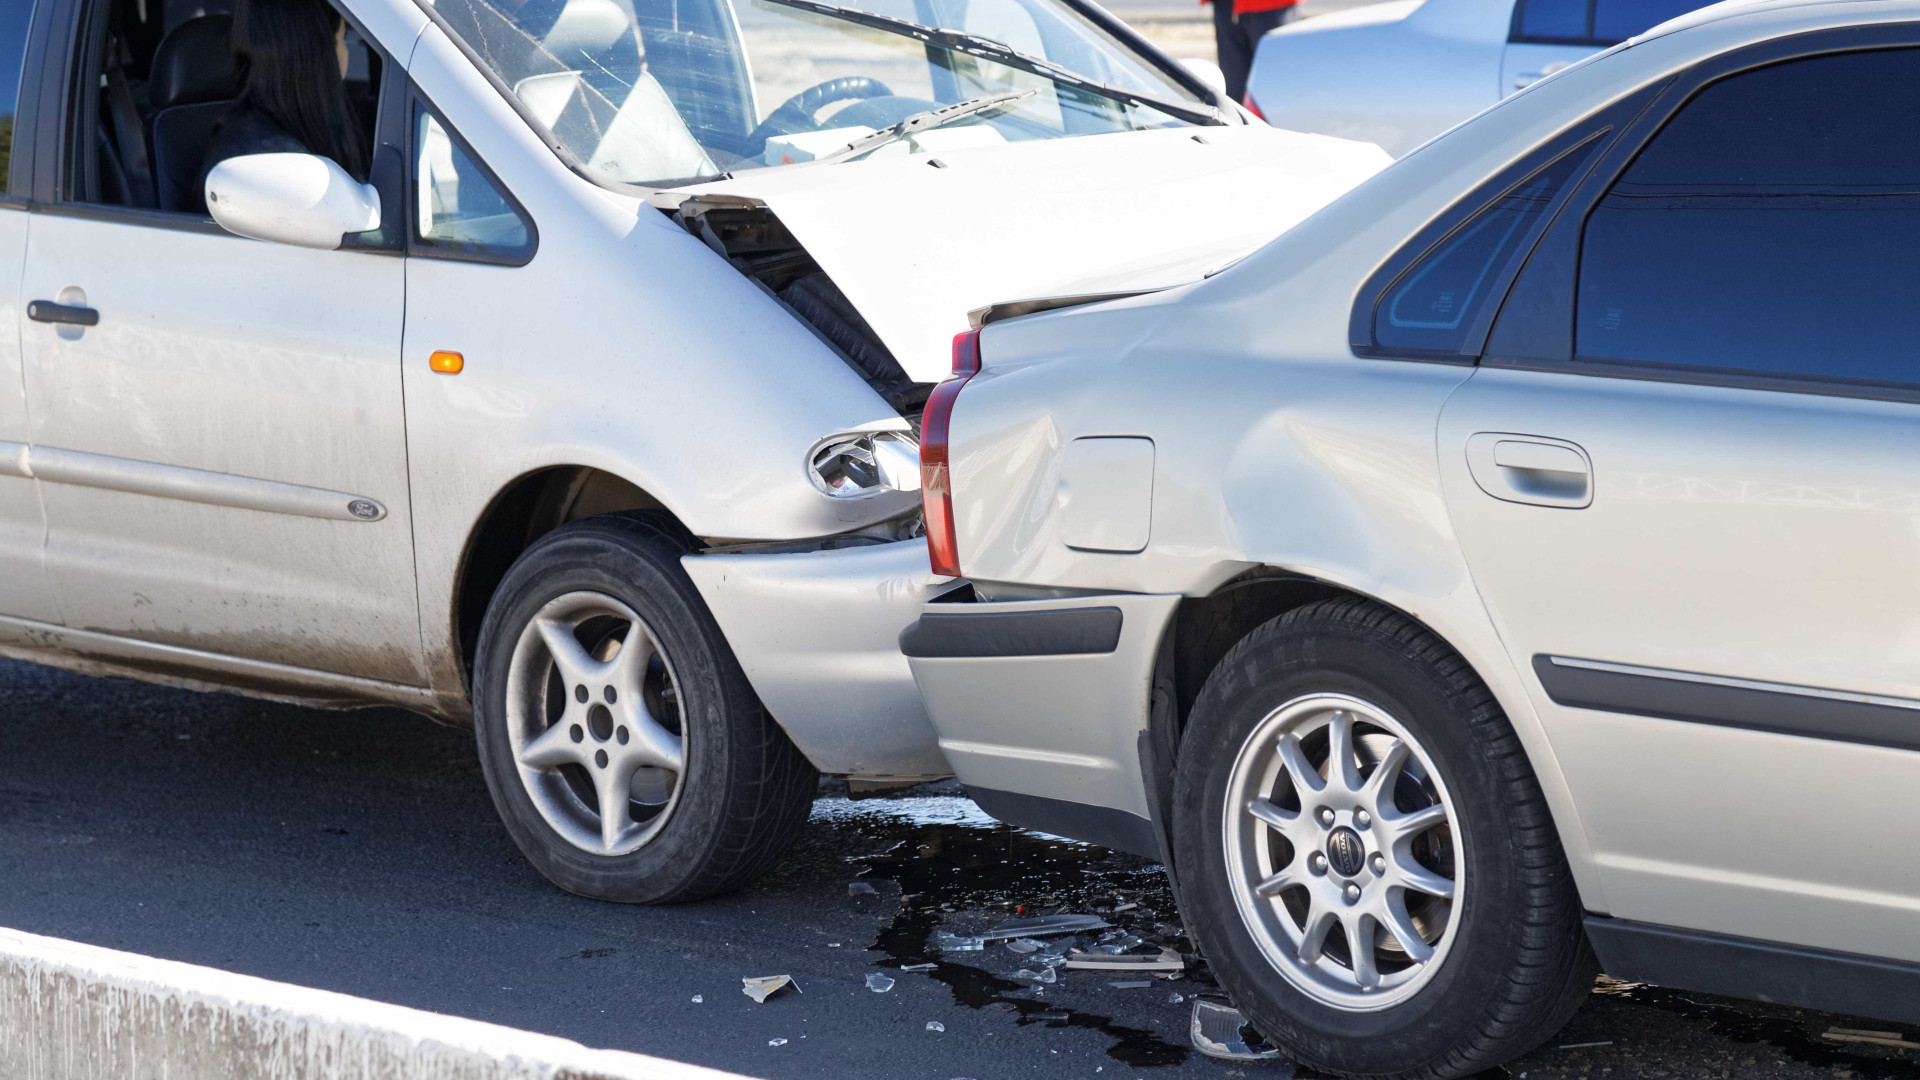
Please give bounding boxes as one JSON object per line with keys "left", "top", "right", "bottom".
{"left": 808, "top": 431, "right": 921, "bottom": 498}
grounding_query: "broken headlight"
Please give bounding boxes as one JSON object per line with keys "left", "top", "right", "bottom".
{"left": 808, "top": 431, "right": 921, "bottom": 498}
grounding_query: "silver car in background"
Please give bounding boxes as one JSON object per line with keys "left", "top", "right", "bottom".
{"left": 905, "top": 0, "right": 1920, "bottom": 1073}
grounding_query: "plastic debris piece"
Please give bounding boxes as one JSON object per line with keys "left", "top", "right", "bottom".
{"left": 1005, "top": 938, "right": 1043, "bottom": 954}
{"left": 849, "top": 882, "right": 877, "bottom": 896}
{"left": 1190, "top": 999, "right": 1281, "bottom": 1062}
{"left": 902, "top": 962, "right": 938, "bottom": 972}
{"left": 978, "top": 914, "right": 1109, "bottom": 941}
{"left": 1012, "top": 966, "right": 1059, "bottom": 983}
{"left": 1108, "top": 979, "right": 1153, "bottom": 989}
{"left": 742, "top": 975, "right": 798, "bottom": 1003}
{"left": 927, "top": 1021, "right": 946, "bottom": 1032}
{"left": 1062, "top": 948, "right": 1183, "bottom": 972}
{"left": 1169, "top": 992, "right": 1185, "bottom": 1004}
{"left": 691, "top": 994, "right": 703, "bottom": 1003}
{"left": 867, "top": 972, "right": 896, "bottom": 993}
{"left": 768, "top": 1038, "right": 788, "bottom": 1047}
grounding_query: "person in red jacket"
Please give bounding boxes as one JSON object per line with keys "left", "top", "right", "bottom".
{"left": 1207, "top": 0, "right": 1299, "bottom": 105}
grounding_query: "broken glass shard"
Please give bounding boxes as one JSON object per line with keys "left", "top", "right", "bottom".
{"left": 979, "top": 914, "right": 1109, "bottom": 941}
{"left": 1005, "top": 938, "right": 1043, "bottom": 954}
{"left": 849, "top": 882, "right": 877, "bottom": 896}
{"left": 1190, "top": 999, "right": 1281, "bottom": 1062}
{"left": 1108, "top": 979, "right": 1153, "bottom": 989}
{"left": 902, "top": 962, "right": 938, "bottom": 972}
{"left": 867, "top": 972, "right": 896, "bottom": 993}
{"left": 927, "top": 1021, "right": 946, "bottom": 1032}
{"left": 1012, "top": 966, "right": 1059, "bottom": 983}
{"left": 691, "top": 994, "right": 703, "bottom": 1003}
{"left": 1062, "top": 947, "right": 1183, "bottom": 972}
{"left": 768, "top": 1038, "right": 789, "bottom": 1047}
{"left": 742, "top": 974, "right": 798, "bottom": 1003}
{"left": 933, "top": 932, "right": 985, "bottom": 952}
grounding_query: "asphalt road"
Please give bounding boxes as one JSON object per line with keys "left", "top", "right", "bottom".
{"left": 3, "top": 657, "right": 1918, "bottom": 1080}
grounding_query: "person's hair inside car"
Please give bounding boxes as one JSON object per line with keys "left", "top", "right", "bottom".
{"left": 201, "top": 0, "right": 369, "bottom": 191}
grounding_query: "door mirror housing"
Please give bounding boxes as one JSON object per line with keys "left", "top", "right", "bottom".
{"left": 205, "top": 153, "right": 381, "bottom": 250}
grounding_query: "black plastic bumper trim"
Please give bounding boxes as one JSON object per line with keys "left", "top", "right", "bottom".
{"left": 900, "top": 606, "right": 1123, "bottom": 658}
{"left": 1533, "top": 654, "right": 1920, "bottom": 752}
{"left": 1586, "top": 917, "right": 1920, "bottom": 1023}
{"left": 963, "top": 785, "right": 1160, "bottom": 858}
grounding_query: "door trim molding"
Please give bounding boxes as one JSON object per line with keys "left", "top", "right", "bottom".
{"left": 0, "top": 440, "right": 387, "bottom": 522}
{"left": 1534, "top": 654, "right": 1920, "bottom": 751}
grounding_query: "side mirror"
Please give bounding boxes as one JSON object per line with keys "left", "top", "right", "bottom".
{"left": 205, "top": 152, "right": 381, "bottom": 250}
{"left": 1179, "top": 57, "right": 1230, "bottom": 100}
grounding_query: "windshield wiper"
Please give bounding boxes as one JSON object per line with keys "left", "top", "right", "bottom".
{"left": 812, "top": 89, "right": 1039, "bottom": 164}
{"left": 752, "top": 0, "right": 1225, "bottom": 127}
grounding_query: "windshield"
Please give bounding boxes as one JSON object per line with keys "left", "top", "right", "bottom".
{"left": 426, "top": 0, "right": 1209, "bottom": 187}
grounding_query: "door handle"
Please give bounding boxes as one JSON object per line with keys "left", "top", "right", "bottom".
{"left": 27, "top": 300, "right": 99, "bottom": 327}
{"left": 1465, "top": 433, "right": 1592, "bottom": 508}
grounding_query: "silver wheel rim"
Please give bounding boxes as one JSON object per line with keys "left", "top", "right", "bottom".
{"left": 1222, "top": 692, "right": 1463, "bottom": 1011}
{"left": 505, "top": 591, "right": 687, "bottom": 857}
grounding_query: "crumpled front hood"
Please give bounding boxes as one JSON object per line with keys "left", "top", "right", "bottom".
{"left": 676, "top": 124, "right": 1392, "bottom": 383}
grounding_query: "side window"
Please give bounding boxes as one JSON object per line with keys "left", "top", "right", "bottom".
{"left": 0, "top": 0, "right": 30, "bottom": 194}
{"left": 1514, "top": 0, "right": 1587, "bottom": 43}
{"left": 1512, "top": 0, "right": 1704, "bottom": 45}
{"left": 1369, "top": 138, "right": 1599, "bottom": 357}
{"left": 1576, "top": 48, "right": 1920, "bottom": 387}
{"left": 412, "top": 104, "right": 533, "bottom": 264}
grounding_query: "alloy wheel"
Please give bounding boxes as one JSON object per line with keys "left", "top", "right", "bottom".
{"left": 504, "top": 590, "right": 687, "bottom": 856}
{"left": 1221, "top": 692, "right": 1462, "bottom": 1010}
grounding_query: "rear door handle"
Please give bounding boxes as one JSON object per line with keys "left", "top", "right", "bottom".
{"left": 1466, "top": 432, "right": 1592, "bottom": 508}
{"left": 27, "top": 300, "right": 99, "bottom": 327}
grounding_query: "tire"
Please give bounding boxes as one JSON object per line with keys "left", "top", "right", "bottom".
{"left": 473, "top": 511, "right": 817, "bottom": 903}
{"left": 1173, "top": 598, "right": 1595, "bottom": 1079}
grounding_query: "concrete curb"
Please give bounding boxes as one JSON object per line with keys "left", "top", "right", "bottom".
{"left": 0, "top": 926, "right": 757, "bottom": 1080}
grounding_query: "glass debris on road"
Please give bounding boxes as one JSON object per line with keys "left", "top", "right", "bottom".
{"left": 1190, "top": 999, "right": 1281, "bottom": 1062}
{"left": 768, "top": 1038, "right": 788, "bottom": 1047}
{"left": 1108, "top": 980, "right": 1153, "bottom": 989}
{"left": 1012, "top": 966, "right": 1059, "bottom": 983}
{"left": 691, "top": 994, "right": 703, "bottom": 1003}
{"left": 927, "top": 1021, "right": 946, "bottom": 1032}
{"left": 979, "top": 913, "right": 1110, "bottom": 941}
{"left": 849, "top": 882, "right": 877, "bottom": 896}
{"left": 901, "top": 962, "right": 938, "bottom": 972}
{"left": 1005, "top": 938, "right": 1043, "bottom": 954}
{"left": 933, "top": 932, "right": 985, "bottom": 952}
{"left": 867, "top": 972, "right": 896, "bottom": 993}
{"left": 1062, "top": 947, "right": 1184, "bottom": 972}
{"left": 742, "top": 974, "right": 799, "bottom": 1003}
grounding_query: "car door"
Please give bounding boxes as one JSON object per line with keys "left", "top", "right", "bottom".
{"left": 1438, "top": 36, "right": 1920, "bottom": 962}
{"left": 16, "top": 0, "right": 423, "bottom": 684}
{"left": 0, "top": 0, "right": 54, "bottom": 626}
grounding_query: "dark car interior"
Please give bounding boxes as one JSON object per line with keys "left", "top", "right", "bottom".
{"left": 78, "top": 0, "right": 381, "bottom": 213}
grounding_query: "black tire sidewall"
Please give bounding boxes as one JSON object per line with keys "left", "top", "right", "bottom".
{"left": 472, "top": 516, "right": 770, "bottom": 903}
{"left": 1174, "top": 610, "right": 1539, "bottom": 1074}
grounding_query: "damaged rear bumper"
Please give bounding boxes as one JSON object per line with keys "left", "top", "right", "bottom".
{"left": 682, "top": 539, "right": 958, "bottom": 777}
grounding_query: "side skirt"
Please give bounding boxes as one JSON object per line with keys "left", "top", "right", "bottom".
{"left": 1586, "top": 916, "right": 1920, "bottom": 1024}
{"left": 0, "top": 614, "right": 448, "bottom": 717}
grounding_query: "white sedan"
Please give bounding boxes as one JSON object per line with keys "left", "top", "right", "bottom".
{"left": 906, "top": 0, "right": 1920, "bottom": 1073}
{"left": 1245, "top": 0, "right": 1709, "bottom": 154}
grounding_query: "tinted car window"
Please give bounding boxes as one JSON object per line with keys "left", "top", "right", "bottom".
{"left": 1577, "top": 49, "right": 1920, "bottom": 387}
{"left": 1374, "top": 140, "right": 1598, "bottom": 355}
{"left": 414, "top": 106, "right": 533, "bottom": 263}
{"left": 0, "top": 0, "right": 30, "bottom": 193}
{"left": 1517, "top": 0, "right": 1587, "bottom": 42}
{"left": 1590, "top": 0, "right": 1700, "bottom": 42}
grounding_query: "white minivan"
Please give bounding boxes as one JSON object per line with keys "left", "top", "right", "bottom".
{"left": 0, "top": 0, "right": 1387, "bottom": 901}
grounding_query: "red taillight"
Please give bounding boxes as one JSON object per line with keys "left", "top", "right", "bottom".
{"left": 921, "top": 328, "right": 982, "bottom": 578}
{"left": 1242, "top": 91, "right": 1266, "bottom": 122}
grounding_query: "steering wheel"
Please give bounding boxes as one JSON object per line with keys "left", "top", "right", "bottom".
{"left": 743, "top": 77, "right": 895, "bottom": 158}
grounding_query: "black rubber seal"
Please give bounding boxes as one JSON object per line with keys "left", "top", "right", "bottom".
{"left": 899, "top": 607, "right": 1123, "bottom": 658}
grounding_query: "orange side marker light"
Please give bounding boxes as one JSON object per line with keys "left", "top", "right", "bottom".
{"left": 429, "top": 350, "right": 465, "bottom": 375}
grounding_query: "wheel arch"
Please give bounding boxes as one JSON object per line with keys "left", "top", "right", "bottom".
{"left": 450, "top": 466, "right": 683, "bottom": 691}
